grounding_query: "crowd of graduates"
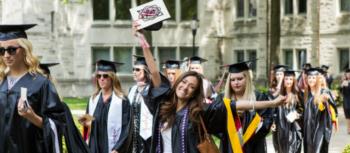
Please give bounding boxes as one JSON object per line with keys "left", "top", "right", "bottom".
{"left": 0, "top": 22, "right": 349, "bottom": 153}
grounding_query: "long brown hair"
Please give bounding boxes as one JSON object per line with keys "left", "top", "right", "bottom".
{"left": 159, "top": 71, "right": 204, "bottom": 129}
{"left": 92, "top": 71, "right": 124, "bottom": 99}
{"left": 280, "top": 75, "right": 300, "bottom": 107}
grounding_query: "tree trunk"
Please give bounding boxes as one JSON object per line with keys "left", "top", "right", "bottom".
{"left": 269, "top": 0, "right": 281, "bottom": 69}
{"left": 311, "top": 0, "right": 320, "bottom": 66}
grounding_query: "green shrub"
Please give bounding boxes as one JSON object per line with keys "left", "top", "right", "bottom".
{"left": 343, "top": 144, "right": 350, "bottom": 153}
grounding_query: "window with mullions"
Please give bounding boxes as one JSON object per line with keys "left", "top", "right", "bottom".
{"left": 180, "top": 47, "right": 198, "bottom": 60}
{"left": 284, "top": 49, "right": 294, "bottom": 68}
{"left": 235, "top": 50, "right": 245, "bottom": 62}
{"left": 92, "top": 47, "right": 110, "bottom": 71}
{"left": 93, "top": 0, "right": 109, "bottom": 20}
{"left": 339, "top": 48, "right": 349, "bottom": 71}
{"left": 114, "top": 47, "right": 132, "bottom": 73}
{"left": 248, "top": 0, "right": 257, "bottom": 17}
{"left": 298, "top": 0, "right": 307, "bottom": 14}
{"left": 115, "top": 0, "right": 131, "bottom": 20}
{"left": 158, "top": 47, "right": 177, "bottom": 69}
{"left": 247, "top": 50, "right": 257, "bottom": 71}
{"left": 181, "top": 0, "right": 198, "bottom": 21}
{"left": 237, "top": 0, "right": 245, "bottom": 18}
{"left": 296, "top": 49, "right": 307, "bottom": 70}
{"left": 341, "top": 0, "right": 350, "bottom": 12}
{"left": 285, "top": 0, "right": 293, "bottom": 15}
{"left": 163, "top": 0, "right": 176, "bottom": 20}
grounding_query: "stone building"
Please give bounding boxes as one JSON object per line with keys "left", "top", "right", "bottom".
{"left": 0, "top": 0, "right": 349, "bottom": 97}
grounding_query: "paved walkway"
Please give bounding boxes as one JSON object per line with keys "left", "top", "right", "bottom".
{"left": 267, "top": 107, "right": 350, "bottom": 153}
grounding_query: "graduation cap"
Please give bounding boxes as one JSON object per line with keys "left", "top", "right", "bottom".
{"left": 221, "top": 60, "right": 255, "bottom": 73}
{"left": 321, "top": 64, "right": 329, "bottom": 70}
{"left": 133, "top": 55, "right": 148, "bottom": 66}
{"left": 273, "top": 65, "right": 289, "bottom": 72}
{"left": 0, "top": 24, "right": 36, "bottom": 41}
{"left": 39, "top": 62, "right": 59, "bottom": 75}
{"left": 189, "top": 56, "right": 207, "bottom": 64}
{"left": 95, "top": 59, "right": 123, "bottom": 72}
{"left": 306, "top": 67, "right": 324, "bottom": 76}
{"left": 163, "top": 59, "right": 181, "bottom": 69}
{"left": 284, "top": 69, "right": 297, "bottom": 76}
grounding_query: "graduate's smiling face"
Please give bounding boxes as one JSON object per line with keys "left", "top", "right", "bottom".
{"left": 284, "top": 76, "right": 294, "bottom": 88}
{"left": 189, "top": 64, "right": 203, "bottom": 74}
{"left": 230, "top": 72, "right": 246, "bottom": 94}
{"left": 96, "top": 71, "right": 112, "bottom": 90}
{"left": 307, "top": 75, "right": 317, "bottom": 87}
{"left": 0, "top": 39, "right": 25, "bottom": 68}
{"left": 176, "top": 76, "right": 199, "bottom": 101}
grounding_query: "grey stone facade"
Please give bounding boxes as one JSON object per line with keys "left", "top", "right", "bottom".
{"left": 1, "top": 0, "right": 349, "bottom": 97}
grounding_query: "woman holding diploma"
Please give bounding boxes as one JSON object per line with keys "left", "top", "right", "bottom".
{"left": 0, "top": 24, "right": 65, "bottom": 153}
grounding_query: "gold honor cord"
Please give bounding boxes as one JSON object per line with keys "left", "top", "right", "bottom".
{"left": 223, "top": 98, "right": 243, "bottom": 153}
{"left": 242, "top": 113, "right": 261, "bottom": 144}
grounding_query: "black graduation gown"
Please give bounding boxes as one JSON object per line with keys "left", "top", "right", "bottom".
{"left": 272, "top": 104, "right": 302, "bottom": 153}
{"left": 0, "top": 73, "right": 66, "bottom": 153}
{"left": 341, "top": 82, "right": 350, "bottom": 118}
{"left": 88, "top": 95, "right": 131, "bottom": 153}
{"left": 303, "top": 93, "right": 335, "bottom": 153}
{"left": 61, "top": 102, "right": 90, "bottom": 153}
{"left": 210, "top": 92, "right": 272, "bottom": 153}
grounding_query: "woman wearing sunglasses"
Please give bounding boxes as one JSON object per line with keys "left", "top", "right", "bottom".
{"left": 80, "top": 59, "right": 131, "bottom": 153}
{"left": 0, "top": 24, "right": 66, "bottom": 153}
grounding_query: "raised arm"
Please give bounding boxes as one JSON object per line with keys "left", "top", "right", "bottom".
{"left": 132, "top": 22, "right": 161, "bottom": 88}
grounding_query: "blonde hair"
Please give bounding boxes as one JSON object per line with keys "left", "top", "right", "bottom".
{"left": 0, "top": 38, "right": 42, "bottom": 82}
{"left": 164, "top": 68, "right": 182, "bottom": 85}
{"left": 224, "top": 70, "right": 256, "bottom": 101}
{"left": 92, "top": 71, "right": 125, "bottom": 99}
{"left": 304, "top": 74, "right": 323, "bottom": 105}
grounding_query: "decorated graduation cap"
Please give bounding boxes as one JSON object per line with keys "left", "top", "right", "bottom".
{"left": 0, "top": 24, "right": 36, "bottom": 41}
{"left": 129, "top": 0, "right": 170, "bottom": 31}
{"left": 189, "top": 56, "right": 207, "bottom": 64}
{"left": 306, "top": 67, "right": 324, "bottom": 76}
{"left": 163, "top": 59, "right": 181, "bottom": 69}
{"left": 95, "top": 59, "right": 123, "bottom": 73}
{"left": 273, "top": 65, "right": 289, "bottom": 72}
{"left": 39, "top": 62, "right": 59, "bottom": 75}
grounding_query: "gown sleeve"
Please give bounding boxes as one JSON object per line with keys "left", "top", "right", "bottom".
{"left": 40, "top": 79, "right": 66, "bottom": 153}
{"left": 61, "top": 102, "right": 90, "bottom": 153}
{"left": 141, "top": 73, "right": 171, "bottom": 114}
{"left": 203, "top": 93, "right": 237, "bottom": 134}
{"left": 250, "top": 92, "right": 274, "bottom": 141}
{"left": 112, "top": 98, "right": 132, "bottom": 153}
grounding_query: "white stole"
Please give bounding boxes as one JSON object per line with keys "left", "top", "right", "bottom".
{"left": 88, "top": 91, "right": 123, "bottom": 152}
{"left": 128, "top": 85, "right": 153, "bottom": 140}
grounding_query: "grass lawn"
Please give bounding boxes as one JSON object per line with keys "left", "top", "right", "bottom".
{"left": 63, "top": 97, "right": 88, "bottom": 110}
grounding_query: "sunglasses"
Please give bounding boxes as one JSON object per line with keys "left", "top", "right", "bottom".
{"left": 132, "top": 68, "right": 141, "bottom": 72}
{"left": 0, "top": 46, "right": 21, "bottom": 56}
{"left": 96, "top": 74, "right": 110, "bottom": 79}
